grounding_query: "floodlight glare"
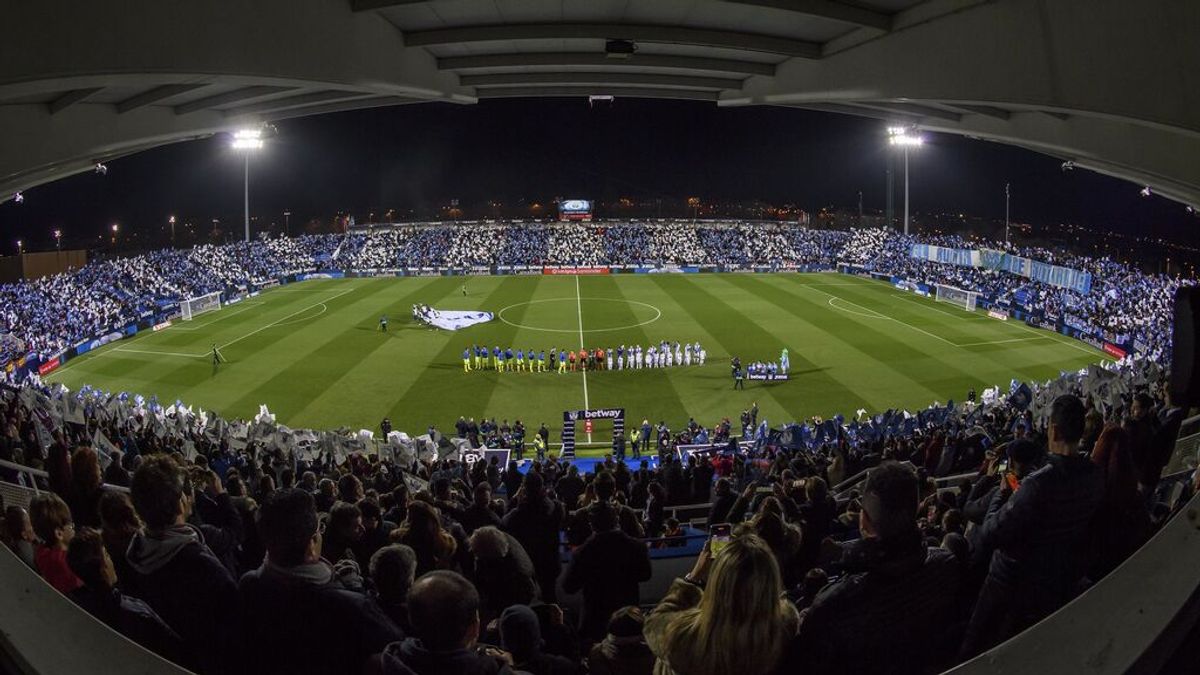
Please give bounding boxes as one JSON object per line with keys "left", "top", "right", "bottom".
{"left": 889, "top": 134, "right": 924, "bottom": 146}
{"left": 231, "top": 138, "right": 264, "bottom": 150}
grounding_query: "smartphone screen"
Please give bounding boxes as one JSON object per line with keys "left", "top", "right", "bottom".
{"left": 709, "top": 523, "right": 732, "bottom": 557}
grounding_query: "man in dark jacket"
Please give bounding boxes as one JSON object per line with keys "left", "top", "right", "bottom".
{"left": 502, "top": 472, "right": 564, "bottom": 603}
{"left": 239, "top": 488, "right": 402, "bottom": 675}
{"left": 376, "top": 571, "right": 514, "bottom": 675}
{"left": 707, "top": 478, "right": 736, "bottom": 529}
{"left": 126, "top": 455, "right": 240, "bottom": 674}
{"left": 962, "top": 395, "right": 1104, "bottom": 657}
{"left": 459, "top": 483, "right": 503, "bottom": 534}
{"left": 499, "top": 604, "right": 580, "bottom": 675}
{"left": 787, "top": 461, "right": 961, "bottom": 675}
{"left": 555, "top": 465, "right": 585, "bottom": 511}
{"left": 562, "top": 502, "right": 652, "bottom": 642}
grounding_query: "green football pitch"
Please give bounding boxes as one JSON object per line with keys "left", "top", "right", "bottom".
{"left": 47, "top": 273, "right": 1110, "bottom": 444}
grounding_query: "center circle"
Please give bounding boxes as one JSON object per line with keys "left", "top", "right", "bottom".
{"left": 497, "top": 297, "right": 662, "bottom": 333}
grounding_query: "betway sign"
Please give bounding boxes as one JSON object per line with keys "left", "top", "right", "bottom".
{"left": 563, "top": 408, "right": 625, "bottom": 422}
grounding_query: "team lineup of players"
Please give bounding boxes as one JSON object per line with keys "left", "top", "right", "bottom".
{"left": 462, "top": 341, "right": 707, "bottom": 373}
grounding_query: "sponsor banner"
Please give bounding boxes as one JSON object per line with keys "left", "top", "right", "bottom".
{"left": 1081, "top": 335, "right": 1104, "bottom": 351}
{"left": 564, "top": 408, "right": 625, "bottom": 422}
{"left": 226, "top": 296, "right": 243, "bottom": 305}
{"left": 37, "top": 357, "right": 61, "bottom": 375}
{"left": 542, "top": 267, "right": 610, "bottom": 276}
{"left": 987, "top": 309, "right": 1009, "bottom": 321}
{"left": 152, "top": 320, "right": 172, "bottom": 332}
{"left": 747, "top": 373, "right": 789, "bottom": 381}
{"left": 1103, "top": 343, "right": 1128, "bottom": 359}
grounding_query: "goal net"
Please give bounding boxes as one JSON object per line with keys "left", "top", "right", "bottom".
{"left": 935, "top": 284, "right": 979, "bottom": 312}
{"left": 181, "top": 291, "right": 221, "bottom": 321}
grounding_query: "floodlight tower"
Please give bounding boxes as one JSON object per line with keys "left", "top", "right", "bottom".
{"left": 888, "top": 126, "right": 924, "bottom": 236}
{"left": 231, "top": 128, "right": 265, "bottom": 242}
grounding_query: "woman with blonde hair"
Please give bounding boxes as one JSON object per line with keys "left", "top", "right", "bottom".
{"left": 645, "top": 533, "right": 798, "bottom": 675}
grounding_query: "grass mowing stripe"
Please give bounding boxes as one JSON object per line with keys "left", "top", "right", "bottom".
{"left": 649, "top": 274, "right": 872, "bottom": 422}
{"left": 582, "top": 275, "right": 691, "bottom": 428}
{"left": 722, "top": 274, "right": 948, "bottom": 407}
{"left": 395, "top": 276, "right": 544, "bottom": 436}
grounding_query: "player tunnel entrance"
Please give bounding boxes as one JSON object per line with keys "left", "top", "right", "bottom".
{"left": 561, "top": 408, "right": 625, "bottom": 458}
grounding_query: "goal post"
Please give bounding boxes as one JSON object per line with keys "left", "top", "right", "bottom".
{"left": 935, "top": 284, "right": 979, "bottom": 312}
{"left": 180, "top": 291, "right": 222, "bottom": 321}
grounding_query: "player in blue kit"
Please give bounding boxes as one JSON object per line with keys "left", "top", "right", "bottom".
{"left": 462, "top": 348, "right": 472, "bottom": 373}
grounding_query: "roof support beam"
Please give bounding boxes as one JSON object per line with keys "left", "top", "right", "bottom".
{"left": 173, "top": 86, "right": 298, "bottom": 115}
{"left": 476, "top": 86, "right": 719, "bottom": 102}
{"left": 775, "top": 102, "right": 923, "bottom": 122}
{"left": 116, "top": 84, "right": 210, "bottom": 114}
{"left": 460, "top": 72, "right": 744, "bottom": 90}
{"left": 405, "top": 23, "right": 820, "bottom": 58}
{"left": 349, "top": 0, "right": 427, "bottom": 10}
{"left": 719, "top": 0, "right": 892, "bottom": 31}
{"left": 438, "top": 53, "right": 776, "bottom": 77}
{"left": 48, "top": 88, "right": 103, "bottom": 115}
{"left": 224, "top": 90, "right": 376, "bottom": 117}
{"left": 938, "top": 103, "right": 1011, "bottom": 120}
{"left": 844, "top": 101, "right": 962, "bottom": 122}
{"left": 263, "top": 96, "right": 422, "bottom": 121}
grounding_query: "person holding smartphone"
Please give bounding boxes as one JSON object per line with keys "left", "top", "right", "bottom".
{"left": 645, "top": 534, "right": 798, "bottom": 675}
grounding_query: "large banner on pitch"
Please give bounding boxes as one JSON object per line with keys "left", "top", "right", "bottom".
{"left": 427, "top": 310, "right": 494, "bottom": 331}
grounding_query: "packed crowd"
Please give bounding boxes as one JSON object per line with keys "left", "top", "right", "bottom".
{"left": 1, "top": 223, "right": 1190, "bottom": 367}
{"left": 1, "top": 353, "right": 1192, "bottom": 674}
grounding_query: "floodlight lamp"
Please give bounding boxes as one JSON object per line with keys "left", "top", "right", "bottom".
{"left": 234, "top": 128, "right": 263, "bottom": 140}
{"left": 887, "top": 126, "right": 906, "bottom": 135}
{"left": 889, "top": 134, "right": 924, "bottom": 146}
{"left": 13, "top": 192, "right": 23, "bottom": 204}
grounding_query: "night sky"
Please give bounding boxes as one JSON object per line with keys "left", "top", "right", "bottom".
{"left": 1, "top": 98, "right": 1194, "bottom": 252}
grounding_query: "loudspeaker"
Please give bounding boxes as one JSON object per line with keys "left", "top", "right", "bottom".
{"left": 1170, "top": 286, "right": 1200, "bottom": 406}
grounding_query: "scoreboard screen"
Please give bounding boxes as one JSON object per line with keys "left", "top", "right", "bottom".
{"left": 558, "top": 199, "right": 593, "bottom": 221}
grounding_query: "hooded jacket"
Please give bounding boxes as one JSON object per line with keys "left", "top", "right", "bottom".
{"left": 125, "top": 524, "right": 239, "bottom": 672}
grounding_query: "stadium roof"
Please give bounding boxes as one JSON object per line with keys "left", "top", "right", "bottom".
{"left": 2, "top": 0, "right": 1198, "bottom": 209}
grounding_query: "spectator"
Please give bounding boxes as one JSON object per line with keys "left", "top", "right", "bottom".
{"left": 376, "top": 570, "right": 514, "bottom": 675}
{"left": 69, "top": 446, "right": 104, "bottom": 528}
{"left": 588, "top": 607, "right": 655, "bottom": 675}
{"left": 707, "top": 478, "right": 735, "bottom": 529}
{"left": 29, "top": 492, "right": 82, "bottom": 594}
{"left": 562, "top": 502, "right": 653, "bottom": 642}
{"left": 963, "top": 395, "right": 1104, "bottom": 657}
{"left": 460, "top": 482, "right": 503, "bottom": 534}
{"left": 355, "top": 498, "right": 396, "bottom": 564}
{"left": 98, "top": 491, "right": 142, "bottom": 588}
{"left": 126, "top": 455, "right": 239, "bottom": 673}
{"left": 498, "top": 604, "right": 580, "bottom": 675}
{"left": 393, "top": 500, "right": 459, "bottom": 576}
{"left": 322, "top": 500, "right": 365, "bottom": 565}
{"left": 66, "top": 527, "right": 187, "bottom": 664}
{"left": 503, "top": 472, "right": 565, "bottom": 603}
{"left": 369, "top": 544, "right": 418, "bottom": 632}
{"left": 733, "top": 497, "right": 802, "bottom": 587}
{"left": 789, "top": 461, "right": 961, "bottom": 674}
{"left": 240, "top": 488, "right": 402, "bottom": 675}
{"left": 1087, "top": 426, "right": 1151, "bottom": 580}
{"left": 645, "top": 534, "right": 797, "bottom": 675}
{"left": 5, "top": 505, "right": 37, "bottom": 570}
{"left": 468, "top": 526, "right": 538, "bottom": 624}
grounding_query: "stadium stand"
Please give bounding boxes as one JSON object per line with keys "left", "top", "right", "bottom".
{"left": 1, "top": 222, "right": 1198, "bottom": 674}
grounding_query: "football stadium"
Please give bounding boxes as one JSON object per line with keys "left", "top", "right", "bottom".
{"left": 2, "top": 3, "right": 1200, "bottom": 675}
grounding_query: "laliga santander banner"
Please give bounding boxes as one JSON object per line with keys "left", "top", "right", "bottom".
{"left": 542, "top": 267, "right": 610, "bottom": 276}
